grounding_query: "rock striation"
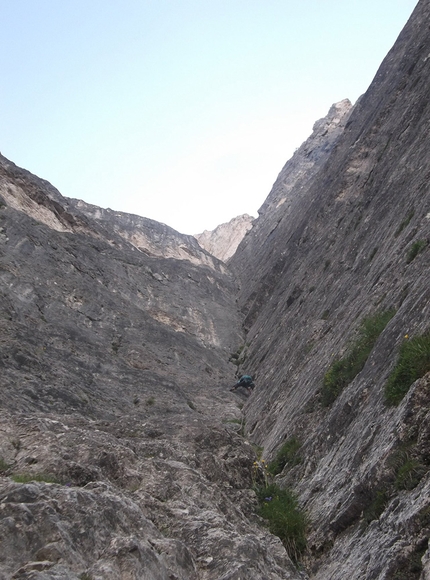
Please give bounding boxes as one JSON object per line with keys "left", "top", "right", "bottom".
{"left": 195, "top": 214, "right": 255, "bottom": 263}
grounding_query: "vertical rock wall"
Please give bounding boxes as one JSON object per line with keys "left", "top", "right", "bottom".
{"left": 231, "top": 0, "right": 430, "bottom": 576}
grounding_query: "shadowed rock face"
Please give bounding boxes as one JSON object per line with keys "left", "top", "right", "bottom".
{"left": 0, "top": 1, "right": 429, "bottom": 578}
{"left": 231, "top": 0, "right": 430, "bottom": 577}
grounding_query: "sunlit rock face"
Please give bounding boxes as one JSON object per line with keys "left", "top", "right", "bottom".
{"left": 195, "top": 213, "right": 255, "bottom": 263}
{"left": 231, "top": 0, "right": 430, "bottom": 577}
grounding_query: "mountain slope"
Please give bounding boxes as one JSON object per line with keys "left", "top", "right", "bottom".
{"left": 0, "top": 154, "right": 300, "bottom": 579}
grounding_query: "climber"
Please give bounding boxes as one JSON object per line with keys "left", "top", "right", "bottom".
{"left": 230, "top": 374, "right": 255, "bottom": 394}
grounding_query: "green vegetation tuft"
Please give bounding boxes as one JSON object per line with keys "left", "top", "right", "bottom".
{"left": 0, "top": 458, "right": 10, "bottom": 473}
{"left": 255, "top": 484, "right": 307, "bottom": 564}
{"left": 388, "top": 446, "right": 428, "bottom": 491}
{"left": 395, "top": 458, "right": 427, "bottom": 491}
{"left": 11, "top": 473, "right": 60, "bottom": 484}
{"left": 268, "top": 437, "right": 302, "bottom": 476}
{"left": 385, "top": 332, "right": 430, "bottom": 405}
{"left": 406, "top": 239, "right": 427, "bottom": 263}
{"left": 322, "top": 309, "right": 395, "bottom": 406}
{"left": 363, "top": 490, "right": 389, "bottom": 524}
{"left": 394, "top": 209, "right": 414, "bottom": 237}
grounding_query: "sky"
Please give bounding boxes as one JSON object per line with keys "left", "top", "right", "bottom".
{"left": 1, "top": 1, "right": 418, "bottom": 235}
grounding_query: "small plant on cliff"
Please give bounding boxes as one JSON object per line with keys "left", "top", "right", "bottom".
{"left": 388, "top": 443, "right": 428, "bottom": 491}
{"left": 255, "top": 483, "right": 307, "bottom": 564}
{"left": 362, "top": 489, "right": 389, "bottom": 524}
{"left": 384, "top": 332, "right": 430, "bottom": 405}
{"left": 394, "top": 208, "right": 414, "bottom": 237}
{"left": 321, "top": 309, "right": 395, "bottom": 406}
{"left": 267, "top": 437, "right": 302, "bottom": 476}
{"left": 11, "top": 472, "right": 60, "bottom": 484}
{"left": 0, "top": 458, "right": 10, "bottom": 473}
{"left": 406, "top": 239, "right": 427, "bottom": 263}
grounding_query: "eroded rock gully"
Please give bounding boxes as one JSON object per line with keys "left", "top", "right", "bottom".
{"left": 1, "top": 1, "right": 430, "bottom": 578}
{"left": 0, "top": 150, "right": 300, "bottom": 579}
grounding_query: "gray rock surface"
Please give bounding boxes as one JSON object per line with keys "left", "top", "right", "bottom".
{"left": 0, "top": 155, "right": 300, "bottom": 579}
{"left": 195, "top": 214, "right": 255, "bottom": 263}
{"left": 231, "top": 0, "right": 430, "bottom": 577}
{"left": 1, "top": 1, "right": 429, "bottom": 578}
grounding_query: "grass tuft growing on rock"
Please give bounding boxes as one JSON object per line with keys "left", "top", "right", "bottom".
{"left": 384, "top": 332, "right": 430, "bottom": 405}
{"left": 362, "top": 490, "right": 389, "bottom": 524}
{"left": 11, "top": 472, "right": 60, "bottom": 484}
{"left": 322, "top": 309, "right": 395, "bottom": 406}
{"left": 255, "top": 483, "right": 307, "bottom": 564}
{"left": 406, "top": 239, "right": 427, "bottom": 263}
{"left": 0, "top": 458, "right": 10, "bottom": 473}
{"left": 267, "top": 437, "right": 302, "bottom": 476}
{"left": 388, "top": 446, "right": 428, "bottom": 490}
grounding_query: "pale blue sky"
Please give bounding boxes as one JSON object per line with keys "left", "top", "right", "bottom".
{"left": 1, "top": 1, "right": 418, "bottom": 234}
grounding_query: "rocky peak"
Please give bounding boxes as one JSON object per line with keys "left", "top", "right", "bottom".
{"left": 257, "top": 98, "right": 353, "bottom": 220}
{"left": 194, "top": 213, "right": 255, "bottom": 262}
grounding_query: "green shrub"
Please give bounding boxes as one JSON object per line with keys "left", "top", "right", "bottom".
{"left": 406, "top": 239, "right": 427, "bottom": 263}
{"left": 385, "top": 332, "right": 430, "bottom": 405}
{"left": 322, "top": 309, "right": 395, "bottom": 406}
{"left": 255, "top": 484, "right": 307, "bottom": 563}
{"left": 268, "top": 437, "right": 302, "bottom": 476}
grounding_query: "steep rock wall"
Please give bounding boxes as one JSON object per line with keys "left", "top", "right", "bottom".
{"left": 231, "top": 1, "right": 430, "bottom": 577}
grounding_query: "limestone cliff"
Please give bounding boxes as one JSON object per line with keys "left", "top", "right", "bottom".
{"left": 0, "top": 154, "right": 298, "bottom": 579}
{"left": 195, "top": 214, "right": 255, "bottom": 263}
{"left": 231, "top": 0, "right": 430, "bottom": 577}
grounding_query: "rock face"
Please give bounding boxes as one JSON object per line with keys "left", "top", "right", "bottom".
{"left": 0, "top": 155, "right": 299, "bottom": 579}
{"left": 0, "top": 1, "right": 429, "bottom": 578}
{"left": 230, "top": 0, "right": 430, "bottom": 577}
{"left": 195, "top": 214, "right": 255, "bottom": 263}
